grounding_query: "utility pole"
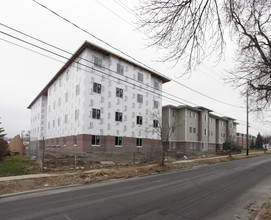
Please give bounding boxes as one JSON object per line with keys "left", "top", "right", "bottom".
{"left": 246, "top": 88, "right": 249, "bottom": 156}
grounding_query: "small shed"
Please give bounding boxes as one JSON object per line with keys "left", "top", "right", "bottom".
{"left": 8, "top": 135, "right": 24, "bottom": 155}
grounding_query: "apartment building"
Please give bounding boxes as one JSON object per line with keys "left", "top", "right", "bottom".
{"left": 236, "top": 133, "right": 255, "bottom": 149}
{"left": 162, "top": 105, "right": 237, "bottom": 152}
{"left": 28, "top": 41, "right": 170, "bottom": 152}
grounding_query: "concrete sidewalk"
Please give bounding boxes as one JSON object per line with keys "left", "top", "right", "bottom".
{"left": 0, "top": 173, "right": 59, "bottom": 182}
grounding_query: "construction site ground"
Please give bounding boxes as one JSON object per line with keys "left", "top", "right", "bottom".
{"left": 0, "top": 151, "right": 270, "bottom": 219}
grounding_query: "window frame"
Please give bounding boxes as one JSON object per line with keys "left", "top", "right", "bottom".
{"left": 137, "top": 94, "right": 143, "bottom": 103}
{"left": 92, "top": 108, "right": 101, "bottom": 119}
{"left": 153, "top": 100, "right": 159, "bottom": 109}
{"left": 136, "top": 116, "right": 143, "bottom": 125}
{"left": 92, "top": 135, "right": 100, "bottom": 146}
{"left": 117, "top": 63, "right": 124, "bottom": 75}
{"left": 94, "top": 56, "right": 102, "bottom": 68}
{"left": 137, "top": 72, "right": 143, "bottom": 82}
{"left": 93, "top": 82, "right": 102, "bottom": 94}
{"left": 115, "top": 136, "right": 122, "bottom": 146}
{"left": 136, "top": 138, "right": 142, "bottom": 147}
{"left": 73, "top": 135, "right": 77, "bottom": 146}
{"left": 115, "top": 112, "right": 123, "bottom": 122}
{"left": 116, "top": 87, "right": 123, "bottom": 98}
{"left": 153, "top": 120, "right": 159, "bottom": 128}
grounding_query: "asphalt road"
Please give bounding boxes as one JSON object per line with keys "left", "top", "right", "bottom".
{"left": 1, "top": 155, "right": 271, "bottom": 220}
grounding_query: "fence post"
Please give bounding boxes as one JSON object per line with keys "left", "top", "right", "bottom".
{"left": 42, "top": 137, "right": 45, "bottom": 172}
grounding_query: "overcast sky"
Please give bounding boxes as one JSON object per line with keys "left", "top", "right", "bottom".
{"left": 1, "top": 0, "right": 270, "bottom": 138}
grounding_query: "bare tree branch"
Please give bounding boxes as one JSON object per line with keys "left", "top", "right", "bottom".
{"left": 137, "top": 0, "right": 271, "bottom": 110}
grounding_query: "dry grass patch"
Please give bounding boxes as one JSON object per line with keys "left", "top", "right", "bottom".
{"left": 0, "top": 153, "right": 265, "bottom": 196}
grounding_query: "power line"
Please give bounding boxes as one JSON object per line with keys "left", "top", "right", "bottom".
{"left": 32, "top": 0, "right": 245, "bottom": 109}
{"left": 94, "top": 0, "right": 136, "bottom": 29}
{"left": 3, "top": 23, "right": 264, "bottom": 132}
{"left": 113, "top": 0, "right": 138, "bottom": 19}
{"left": 0, "top": 25, "right": 198, "bottom": 108}
{"left": 0, "top": 37, "right": 64, "bottom": 63}
{"left": 0, "top": 28, "right": 193, "bottom": 108}
{"left": 3, "top": 34, "right": 266, "bottom": 134}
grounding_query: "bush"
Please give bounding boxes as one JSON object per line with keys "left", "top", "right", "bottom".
{"left": 223, "top": 142, "right": 242, "bottom": 153}
{"left": 0, "top": 139, "right": 8, "bottom": 161}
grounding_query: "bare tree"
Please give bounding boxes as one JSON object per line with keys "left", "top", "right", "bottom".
{"left": 137, "top": 0, "right": 271, "bottom": 110}
{"left": 145, "top": 110, "right": 180, "bottom": 166}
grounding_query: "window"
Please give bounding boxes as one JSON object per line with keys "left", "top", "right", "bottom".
{"left": 63, "top": 137, "right": 66, "bottom": 146}
{"left": 115, "top": 136, "right": 122, "bottom": 146}
{"left": 137, "top": 72, "right": 143, "bottom": 82}
{"left": 154, "top": 80, "right": 159, "bottom": 89}
{"left": 53, "top": 120, "right": 55, "bottom": 128}
{"left": 48, "top": 122, "right": 50, "bottom": 129}
{"left": 137, "top": 94, "right": 143, "bottom": 103}
{"left": 211, "top": 131, "right": 213, "bottom": 136}
{"left": 172, "top": 110, "right": 175, "bottom": 117}
{"left": 190, "top": 111, "right": 196, "bottom": 119}
{"left": 210, "top": 118, "right": 213, "bottom": 124}
{"left": 204, "top": 114, "right": 207, "bottom": 122}
{"left": 204, "top": 128, "right": 207, "bottom": 136}
{"left": 116, "top": 88, "right": 123, "bottom": 98}
{"left": 73, "top": 135, "right": 77, "bottom": 146}
{"left": 117, "top": 63, "right": 124, "bottom": 75}
{"left": 76, "top": 84, "right": 80, "bottom": 96}
{"left": 53, "top": 101, "right": 56, "bottom": 110}
{"left": 92, "top": 135, "right": 100, "bottom": 146}
{"left": 92, "top": 108, "right": 101, "bottom": 119}
{"left": 58, "top": 117, "right": 61, "bottom": 126}
{"left": 193, "top": 128, "right": 196, "bottom": 133}
{"left": 136, "top": 138, "right": 142, "bottom": 147}
{"left": 93, "top": 82, "right": 101, "bottom": 94}
{"left": 189, "top": 127, "right": 192, "bottom": 133}
{"left": 189, "top": 142, "right": 193, "bottom": 149}
{"left": 172, "top": 126, "right": 175, "bottom": 132}
{"left": 94, "top": 56, "right": 102, "bottom": 68}
{"left": 75, "top": 109, "right": 79, "bottom": 120}
{"left": 154, "top": 100, "right": 159, "bottom": 109}
{"left": 65, "top": 92, "right": 68, "bottom": 102}
{"left": 58, "top": 98, "right": 61, "bottom": 107}
{"left": 65, "top": 114, "right": 68, "bottom": 124}
{"left": 137, "top": 116, "right": 143, "bottom": 125}
{"left": 115, "top": 112, "right": 123, "bottom": 122}
{"left": 153, "top": 120, "right": 159, "bottom": 128}
{"left": 56, "top": 138, "right": 59, "bottom": 146}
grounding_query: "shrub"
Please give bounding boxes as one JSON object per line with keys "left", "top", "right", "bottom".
{"left": 0, "top": 139, "right": 8, "bottom": 161}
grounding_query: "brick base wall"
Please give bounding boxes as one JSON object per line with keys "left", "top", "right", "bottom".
{"left": 168, "top": 141, "right": 216, "bottom": 153}
{"left": 45, "top": 134, "right": 162, "bottom": 153}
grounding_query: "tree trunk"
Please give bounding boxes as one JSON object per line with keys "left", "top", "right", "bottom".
{"left": 160, "top": 150, "right": 165, "bottom": 166}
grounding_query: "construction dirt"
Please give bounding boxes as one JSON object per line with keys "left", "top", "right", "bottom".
{"left": 0, "top": 151, "right": 237, "bottom": 196}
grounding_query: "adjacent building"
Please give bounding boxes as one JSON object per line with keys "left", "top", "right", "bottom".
{"left": 28, "top": 41, "right": 170, "bottom": 152}
{"left": 236, "top": 133, "right": 256, "bottom": 149}
{"left": 162, "top": 105, "right": 238, "bottom": 152}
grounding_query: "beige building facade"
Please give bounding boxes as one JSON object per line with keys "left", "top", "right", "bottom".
{"left": 162, "top": 105, "right": 238, "bottom": 153}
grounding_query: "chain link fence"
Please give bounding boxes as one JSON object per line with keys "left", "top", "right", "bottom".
{"left": 25, "top": 137, "right": 45, "bottom": 171}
